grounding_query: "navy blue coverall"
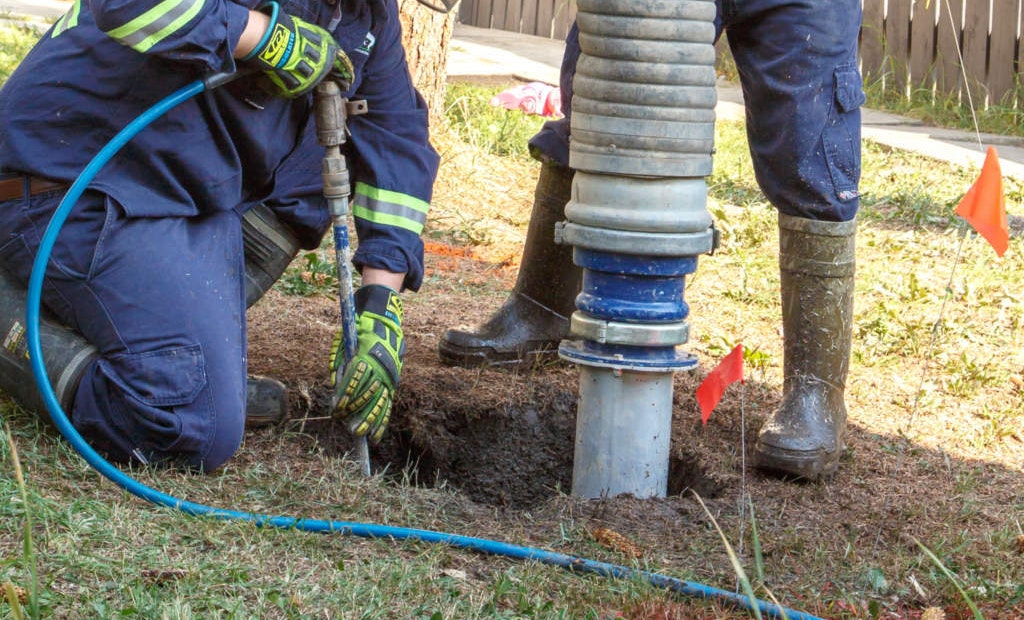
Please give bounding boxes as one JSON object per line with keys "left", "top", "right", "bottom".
{"left": 0, "top": 0, "right": 439, "bottom": 469}
{"left": 531, "top": 0, "right": 865, "bottom": 223}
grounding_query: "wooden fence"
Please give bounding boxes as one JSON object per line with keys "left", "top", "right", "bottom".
{"left": 457, "top": 0, "right": 1024, "bottom": 107}
{"left": 862, "top": 0, "right": 1023, "bottom": 106}
{"left": 457, "top": 0, "right": 576, "bottom": 41}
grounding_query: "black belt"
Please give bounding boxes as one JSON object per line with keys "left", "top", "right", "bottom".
{"left": 0, "top": 173, "right": 69, "bottom": 202}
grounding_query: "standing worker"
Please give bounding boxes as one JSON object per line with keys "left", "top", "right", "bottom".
{"left": 440, "top": 2, "right": 864, "bottom": 481}
{"left": 0, "top": 0, "right": 439, "bottom": 470}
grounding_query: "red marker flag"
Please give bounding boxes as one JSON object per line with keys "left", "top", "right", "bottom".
{"left": 696, "top": 344, "right": 744, "bottom": 425}
{"left": 955, "top": 146, "right": 1009, "bottom": 257}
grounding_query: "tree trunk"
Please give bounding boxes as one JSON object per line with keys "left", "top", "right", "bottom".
{"left": 397, "top": 0, "right": 455, "bottom": 123}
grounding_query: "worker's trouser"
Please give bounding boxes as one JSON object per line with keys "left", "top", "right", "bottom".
{"left": 529, "top": 0, "right": 865, "bottom": 223}
{"left": 0, "top": 188, "right": 250, "bottom": 470}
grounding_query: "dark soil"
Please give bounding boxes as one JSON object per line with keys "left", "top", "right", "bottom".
{"left": 247, "top": 284, "right": 721, "bottom": 510}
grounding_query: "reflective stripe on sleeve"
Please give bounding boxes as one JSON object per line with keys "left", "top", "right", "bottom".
{"left": 104, "top": 0, "right": 205, "bottom": 53}
{"left": 51, "top": 0, "right": 82, "bottom": 37}
{"left": 351, "top": 182, "right": 429, "bottom": 235}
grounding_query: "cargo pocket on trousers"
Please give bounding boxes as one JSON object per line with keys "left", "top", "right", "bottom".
{"left": 823, "top": 64, "right": 866, "bottom": 203}
{"left": 97, "top": 344, "right": 208, "bottom": 452}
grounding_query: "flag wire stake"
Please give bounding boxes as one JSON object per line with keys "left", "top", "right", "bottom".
{"left": 735, "top": 380, "right": 748, "bottom": 594}
{"left": 870, "top": 0, "right": 986, "bottom": 556}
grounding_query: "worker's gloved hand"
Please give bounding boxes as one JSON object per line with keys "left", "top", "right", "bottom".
{"left": 330, "top": 285, "right": 405, "bottom": 443}
{"left": 243, "top": 0, "right": 354, "bottom": 98}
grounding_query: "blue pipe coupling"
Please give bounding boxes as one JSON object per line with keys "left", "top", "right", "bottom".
{"left": 556, "top": 174, "right": 716, "bottom": 371}
{"left": 556, "top": 247, "right": 702, "bottom": 371}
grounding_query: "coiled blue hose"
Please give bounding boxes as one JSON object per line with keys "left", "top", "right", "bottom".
{"left": 23, "top": 74, "right": 822, "bottom": 620}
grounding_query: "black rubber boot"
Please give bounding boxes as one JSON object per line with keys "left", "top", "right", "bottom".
{"left": 0, "top": 267, "right": 98, "bottom": 421}
{"left": 242, "top": 203, "right": 302, "bottom": 309}
{"left": 439, "top": 164, "right": 579, "bottom": 368}
{"left": 239, "top": 204, "right": 295, "bottom": 427}
{"left": 755, "top": 214, "right": 857, "bottom": 480}
{"left": 245, "top": 376, "right": 289, "bottom": 428}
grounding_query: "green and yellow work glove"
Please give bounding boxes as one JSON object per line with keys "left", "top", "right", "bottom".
{"left": 330, "top": 285, "right": 405, "bottom": 443}
{"left": 242, "top": 1, "right": 354, "bottom": 98}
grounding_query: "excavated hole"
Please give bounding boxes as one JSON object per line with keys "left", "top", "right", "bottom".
{"left": 248, "top": 287, "right": 723, "bottom": 511}
{"left": 367, "top": 384, "right": 723, "bottom": 509}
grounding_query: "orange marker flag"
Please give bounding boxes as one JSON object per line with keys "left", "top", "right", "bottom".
{"left": 695, "top": 344, "right": 744, "bottom": 425}
{"left": 955, "top": 146, "right": 1009, "bottom": 257}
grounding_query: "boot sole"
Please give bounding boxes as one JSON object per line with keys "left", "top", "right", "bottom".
{"left": 753, "top": 447, "right": 840, "bottom": 481}
{"left": 245, "top": 412, "right": 286, "bottom": 429}
{"left": 753, "top": 434, "right": 846, "bottom": 482}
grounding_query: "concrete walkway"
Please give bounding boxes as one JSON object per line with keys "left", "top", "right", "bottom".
{"left": 450, "top": 24, "right": 1024, "bottom": 183}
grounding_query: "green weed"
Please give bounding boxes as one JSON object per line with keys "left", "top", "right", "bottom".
{"left": 274, "top": 251, "right": 338, "bottom": 297}
{"left": 914, "top": 538, "right": 984, "bottom": 620}
{"left": 741, "top": 346, "right": 772, "bottom": 377}
{"left": 692, "top": 491, "right": 783, "bottom": 620}
{"left": 443, "top": 81, "right": 548, "bottom": 161}
{"left": 746, "top": 498, "right": 765, "bottom": 588}
{"left": 3, "top": 423, "right": 39, "bottom": 620}
{"left": 423, "top": 209, "right": 495, "bottom": 247}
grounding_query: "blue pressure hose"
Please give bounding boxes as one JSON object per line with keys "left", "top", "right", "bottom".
{"left": 23, "top": 74, "right": 822, "bottom": 620}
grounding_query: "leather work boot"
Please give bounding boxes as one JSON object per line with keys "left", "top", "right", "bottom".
{"left": 244, "top": 375, "right": 289, "bottom": 428}
{"left": 755, "top": 214, "right": 857, "bottom": 480}
{"left": 439, "top": 163, "right": 580, "bottom": 368}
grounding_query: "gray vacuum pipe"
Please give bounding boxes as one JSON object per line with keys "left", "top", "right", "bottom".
{"left": 557, "top": 0, "right": 718, "bottom": 498}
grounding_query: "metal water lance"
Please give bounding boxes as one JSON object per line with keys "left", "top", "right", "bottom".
{"left": 557, "top": 0, "right": 718, "bottom": 498}
{"left": 313, "top": 80, "right": 372, "bottom": 475}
